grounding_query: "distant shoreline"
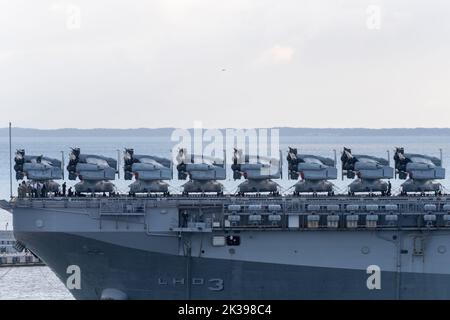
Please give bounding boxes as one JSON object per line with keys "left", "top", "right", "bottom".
{"left": 1, "top": 127, "right": 450, "bottom": 137}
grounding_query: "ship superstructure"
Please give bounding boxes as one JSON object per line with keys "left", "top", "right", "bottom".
{"left": 2, "top": 146, "right": 450, "bottom": 300}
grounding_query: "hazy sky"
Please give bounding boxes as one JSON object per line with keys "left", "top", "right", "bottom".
{"left": 1, "top": 0, "right": 450, "bottom": 129}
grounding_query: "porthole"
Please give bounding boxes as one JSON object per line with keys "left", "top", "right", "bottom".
{"left": 361, "top": 246, "right": 370, "bottom": 254}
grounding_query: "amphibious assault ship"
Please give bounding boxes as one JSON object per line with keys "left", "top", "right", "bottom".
{"left": 2, "top": 146, "right": 450, "bottom": 300}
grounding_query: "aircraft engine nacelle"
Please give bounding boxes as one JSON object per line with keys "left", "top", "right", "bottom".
{"left": 75, "top": 163, "right": 116, "bottom": 181}
{"left": 124, "top": 148, "right": 172, "bottom": 181}
{"left": 232, "top": 149, "right": 280, "bottom": 180}
{"left": 185, "top": 163, "right": 226, "bottom": 181}
{"left": 14, "top": 149, "right": 62, "bottom": 181}
{"left": 238, "top": 163, "right": 280, "bottom": 180}
{"left": 341, "top": 148, "right": 393, "bottom": 180}
{"left": 405, "top": 163, "right": 445, "bottom": 180}
{"left": 298, "top": 162, "right": 338, "bottom": 180}
{"left": 394, "top": 147, "right": 445, "bottom": 181}
{"left": 67, "top": 147, "right": 117, "bottom": 181}
{"left": 176, "top": 148, "right": 225, "bottom": 181}
{"left": 131, "top": 163, "right": 172, "bottom": 180}
{"left": 354, "top": 162, "right": 394, "bottom": 180}
{"left": 23, "top": 163, "right": 62, "bottom": 180}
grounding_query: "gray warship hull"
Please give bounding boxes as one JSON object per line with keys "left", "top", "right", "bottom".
{"left": 9, "top": 195, "right": 450, "bottom": 300}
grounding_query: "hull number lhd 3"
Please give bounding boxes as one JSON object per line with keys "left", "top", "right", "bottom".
{"left": 158, "top": 277, "right": 224, "bottom": 291}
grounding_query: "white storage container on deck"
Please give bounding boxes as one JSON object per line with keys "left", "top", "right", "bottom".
{"left": 307, "top": 205, "right": 321, "bottom": 212}
{"left": 288, "top": 215, "right": 299, "bottom": 228}
{"left": 385, "top": 214, "right": 398, "bottom": 225}
{"left": 326, "top": 205, "right": 340, "bottom": 212}
{"left": 365, "top": 205, "right": 379, "bottom": 212}
{"left": 385, "top": 204, "right": 398, "bottom": 212}
{"left": 424, "top": 204, "right": 437, "bottom": 212}
{"left": 248, "top": 205, "right": 262, "bottom": 212}
{"left": 228, "top": 204, "right": 241, "bottom": 212}
{"left": 268, "top": 204, "right": 281, "bottom": 212}
{"left": 346, "top": 214, "right": 359, "bottom": 228}
{"left": 212, "top": 236, "right": 226, "bottom": 246}
{"left": 248, "top": 215, "right": 262, "bottom": 225}
{"left": 366, "top": 214, "right": 378, "bottom": 228}
{"left": 346, "top": 205, "right": 359, "bottom": 212}
{"left": 327, "top": 215, "right": 339, "bottom": 228}
{"left": 307, "top": 215, "right": 320, "bottom": 228}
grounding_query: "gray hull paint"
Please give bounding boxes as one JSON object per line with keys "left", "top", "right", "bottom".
{"left": 9, "top": 195, "right": 450, "bottom": 299}
{"left": 14, "top": 231, "right": 450, "bottom": 300}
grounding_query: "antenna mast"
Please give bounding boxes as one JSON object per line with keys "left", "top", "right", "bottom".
{"left": 9, "top": 122, "right": 12, "bottom": 199}
{"left": 61, "top": 151, "right": 65, "bottom": 180}
{"left": 116, "top": 149, "right": 121, "bottom": 179}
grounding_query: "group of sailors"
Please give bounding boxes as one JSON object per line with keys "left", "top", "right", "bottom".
{"left": 17, "top": 181, "right": 73, "bottom": 198}
{"left": 15, "top": 177, "right": 442, "bottom": 199}
{"left": 16, "top": 182, "right": 121, "bottom": 198}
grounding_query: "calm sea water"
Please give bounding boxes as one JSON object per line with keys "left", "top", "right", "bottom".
{"left": 0, "top": 266, "right": 73, "bottom": 300}
{"left": 0, "top": 134, "right": 449, "bottom": 299}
